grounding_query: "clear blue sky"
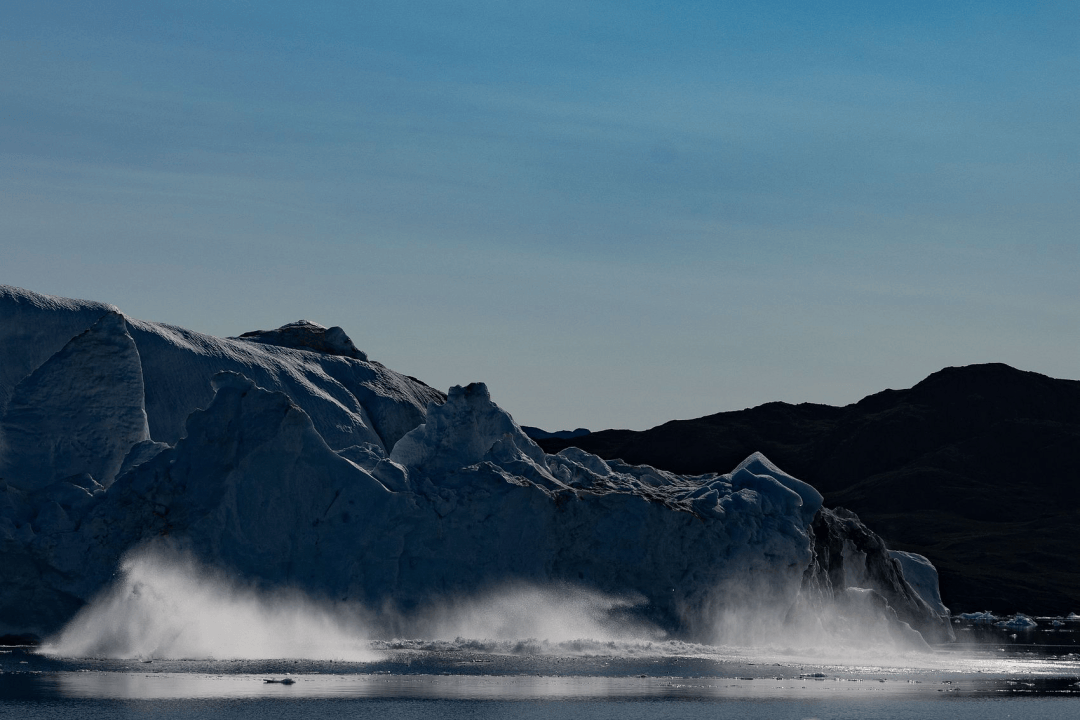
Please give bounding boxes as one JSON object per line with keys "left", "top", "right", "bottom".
{"left": 3, "top": 1, "right": 1077, "bottom": 431}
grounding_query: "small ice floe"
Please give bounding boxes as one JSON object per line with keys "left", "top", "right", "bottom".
{"left": 959, "top": 611, "right": 998, "bottom": 624}
{"left": 264, "top": 678, "right": 295, "bottom": 685}
{"left": 995, "top": 614, "right": 1038, "bottom": 630}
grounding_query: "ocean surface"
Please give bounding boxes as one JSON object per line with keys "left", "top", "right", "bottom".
{"left": 2, "top": 620, "right": 1078, "bottom": 719}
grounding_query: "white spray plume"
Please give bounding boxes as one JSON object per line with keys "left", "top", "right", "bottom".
{"left": 387, "top": 584, "right": 664, "bottom": 644}
{"left": 695, "top": 583, "right": 935, "bottom": 668}
{"left": 41, "top": 544, "right": 664, "bottom": 660}
{"left": 40, "top": 545, "right": 379, "bottom": 661}
{"left": 41, "top": 543, "right": 934, "bottom": 664}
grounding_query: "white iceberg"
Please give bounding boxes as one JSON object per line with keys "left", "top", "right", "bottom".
{"left": 0, "top": 285, "right": 951, "bottom": 648}
{"left": 959, "top": 611, "right": 998, "bottom": 624}
{"left": 995, "top": 614, "right": 1038, "bottom": 630}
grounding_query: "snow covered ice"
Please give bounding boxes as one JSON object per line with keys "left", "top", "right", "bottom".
{"left": 0, "top": 285, "right": 951, "bottom": 654}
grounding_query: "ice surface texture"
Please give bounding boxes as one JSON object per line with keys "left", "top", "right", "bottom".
{"left": 0, "top": 285, "right": 947, "bottom": 645}
{"left": 890, "top": 550, "right": 949, "bottom": 617}
{"left": 0, "top": 311, "right": 149, "bottom": 490}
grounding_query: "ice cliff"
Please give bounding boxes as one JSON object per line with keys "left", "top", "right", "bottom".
{"left": 0, "top": 286, "right": 951, "bottom": 646}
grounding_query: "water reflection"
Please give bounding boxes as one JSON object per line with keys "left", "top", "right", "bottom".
{"left": 2, "top": 644, "right": 1078, "bottom": 703}
{"left": 5, "top": 671, "right": 1067, "bottom": 701}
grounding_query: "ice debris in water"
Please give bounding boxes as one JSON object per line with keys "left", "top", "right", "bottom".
{"left": 995, "top": 614, "right": 1038, "bottom": 630}
{"left": 959, "top": 611, "right": 999, "bottom": 625}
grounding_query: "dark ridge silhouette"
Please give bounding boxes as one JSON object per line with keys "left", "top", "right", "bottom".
{"left": 521, "top": 426, "right": 591, "bottom": 441}
{"left": 538, "top": 363, "right": 1080, "bottom": 616}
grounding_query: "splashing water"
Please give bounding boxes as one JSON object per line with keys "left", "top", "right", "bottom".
{"left": 40, "top": 545, "right": 664, "bottom": 660}
{"left": 31, "top": 548, "right": 1080, "bottom": 705}
{"left": 40, "top": 546, "right": 379, "bottom": 661}
{"left": 42, "top": 544, "right": 972, "bottom": 667}
{"left": 386, "top": 584, "right": 663, "bottom": 644}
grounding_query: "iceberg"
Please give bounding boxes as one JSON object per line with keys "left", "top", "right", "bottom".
{"left": 995, "top": 614, "right": 1038, "bottom": 630}
{"left": 0, "top": 285, "right": 951, "bottom": 647}
{"left": 959, "top": 611, "right": 999, "bottom": 625}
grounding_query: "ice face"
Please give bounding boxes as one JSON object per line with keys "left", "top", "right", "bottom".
{"left": 889, "top": 550, "right": 949, "bottom": 617}
{"left": 0, "top": 286, "right": 120, "bottom": 417}
{"left": 0, "top": 312, "right": 149, "bottom": 491}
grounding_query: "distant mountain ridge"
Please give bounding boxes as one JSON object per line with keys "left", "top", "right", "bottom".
{"left": 538, "top": 363, "right": 1080, "bottom": 615}
{"left": 521, "top": 426, "right": 591, "bottom": 441}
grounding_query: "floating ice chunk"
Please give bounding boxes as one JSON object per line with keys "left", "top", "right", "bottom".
{"left": 995, "top": 614, "right": 1038, "bottom": 630}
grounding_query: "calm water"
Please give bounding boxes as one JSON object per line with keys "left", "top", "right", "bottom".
{"left": 3, "top": 621, "right": 1078, "bottom": 719}
{"left": 2, "top": 697, "right": 1079, "bottom": 720}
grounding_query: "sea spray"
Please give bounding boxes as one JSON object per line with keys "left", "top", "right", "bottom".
{"left": 381, "top": 584, "right": 665, "bottom": 643}
{"left": 40, "top": 545, "right": 380, "bottom": 661}
{"left": 40, "top": 544, "right": 665, "bottom": 660}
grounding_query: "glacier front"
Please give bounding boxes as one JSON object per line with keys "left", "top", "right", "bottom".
{"left": 0, "top": 285, "right": 951, "bottom": 648}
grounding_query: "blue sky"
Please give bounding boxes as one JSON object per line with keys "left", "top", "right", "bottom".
{"left": 3, "top": 1, "right": 1077, "bottom": 431}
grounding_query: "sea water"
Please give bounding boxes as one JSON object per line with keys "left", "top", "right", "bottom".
{"left": 3, "top": 622, "right": 1078, "bottom": 719}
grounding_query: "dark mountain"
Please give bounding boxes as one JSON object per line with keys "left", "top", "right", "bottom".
{"left": 521, "top": 426, "right": 591, "bottom": 441}
{"left": 538, "top": 364, "right": 1080, "bottom": 616}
